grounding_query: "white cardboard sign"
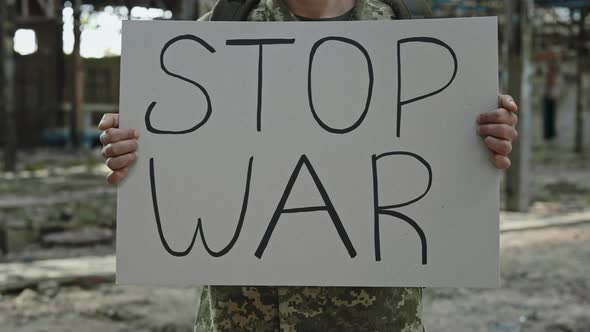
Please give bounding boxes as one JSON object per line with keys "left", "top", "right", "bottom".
{"left": 117, "top": 17, "right": 500, "bottom": 287}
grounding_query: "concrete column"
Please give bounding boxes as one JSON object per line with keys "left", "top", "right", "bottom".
{"left": 574, "top": 8, "right": 587, "bottom": 153}
{"left": 69, "top": 0, "right": 84, "bottom": 148}
{"left": 504, "top": 0, "right": 532, "bottom": 212}
{"left": 0, "top": 0, "right": 18, "bottom": 171}
{"left": 181, "top": 0, "right": 198, "bottom": 20}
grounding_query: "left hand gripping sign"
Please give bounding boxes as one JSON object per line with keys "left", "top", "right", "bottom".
{"left": 117, "top": 17, "right": 500, "bottom": 288}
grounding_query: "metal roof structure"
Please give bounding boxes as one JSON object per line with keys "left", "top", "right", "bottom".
{"left": 431, "top": 0, "right": 589, "bottom": 11}
{"left": 429, "top": 0, "right": 503, "bottom": 16}
{"left": 17, "top": 0, "right": 186, "bottom": 18}
{"left": 535, "top": 0, "right": 590, "bottom": 8}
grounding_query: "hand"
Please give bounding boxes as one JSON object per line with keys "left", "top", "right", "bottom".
{"left": 98, "top": 113, "right": 139, "bottom": 184}
{"left": 477, "top": 94, "right": 519, "bottom": 170}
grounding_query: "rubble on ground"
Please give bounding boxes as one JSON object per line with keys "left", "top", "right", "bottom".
{"left": 41, "top": 227, "right": 113, "bottom": 246}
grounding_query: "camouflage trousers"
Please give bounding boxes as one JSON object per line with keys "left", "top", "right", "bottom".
{"left": 194, "top": 286, "right": 423, "bottom": 332}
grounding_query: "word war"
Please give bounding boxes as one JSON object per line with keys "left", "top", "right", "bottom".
{"left": 150, "top": 152, "right": 432, "bottom": 263}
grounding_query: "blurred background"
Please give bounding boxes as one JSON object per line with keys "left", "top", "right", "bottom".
{"left": 0, "top": 0, "right": 588, "bottom": 331}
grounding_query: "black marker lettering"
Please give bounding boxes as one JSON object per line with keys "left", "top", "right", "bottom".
{"left": 226, "top": 39, "right": 296, "bottom": 132}
{"left": 149, "top": 157, "right": 253, "bottom": 257}
{"left": 308, "top": 37, "right": 374, "bottom": 134}
{"left": 372, "top": 151, "right": 432, "bottom": 264}
{"left": 255, "top": 154, "right": 357, "bottom": 259}
{"left": 396, "top": 37, "right": 458, "bottom": 137}
{"left": 146, "top": 35, "right": 215, "bottom": 135}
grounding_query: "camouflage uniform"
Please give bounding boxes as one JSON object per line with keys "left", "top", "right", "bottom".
{"left": 195, "top": 1, "right": 426, "bottom": 331}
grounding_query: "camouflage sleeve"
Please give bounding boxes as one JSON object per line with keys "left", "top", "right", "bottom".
{"left": 380, "top": 0, "right": 432, "bottom": 18}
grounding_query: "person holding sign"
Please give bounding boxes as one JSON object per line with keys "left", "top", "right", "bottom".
{"left": 100, "top": 0, "right": 519, "bottom": 331}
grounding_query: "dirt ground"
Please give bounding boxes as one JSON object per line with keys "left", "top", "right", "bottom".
{"left": 0, "top": 149, "right": 589, "bottom": 332}
{"left": 0, "top": 223, "right": 586, "bottom": 332}
{"left": 0, "top": 285, "right": 198, "bottom": 332}
{"left": 423, "top": 223, "right": 590, "bottom": 332}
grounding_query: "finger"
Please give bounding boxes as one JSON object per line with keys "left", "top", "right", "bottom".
{"left": 100, "top": 128, "right": 139, "bottom": 145}
{"left": 478, "top": 108, "right": 517, "bottom": 125}
{"left": 102, "top": 140, "right": 138, "bottom": 158}
{"left": 106, "top": 168, "right": 129, "bottom": 185}
{"left": 490, "top": 154, "right": 511, "bottom": 170}
{"left": 478, "top": 124, "right": 518, "bottom": 141}
{"left": 98, "top": 113, "right": 120, "bottom": 130}
{"left": 484, "top": 136, "right": 512, "bottom": 156}
{"left": 499, "top": 94, "right": 518, "bottom": 113}
{"left": 511, "top": 112, "right": 519, "bottom": 126}
{"left": 106, "top": 153, "right": 137, "bottom": 171}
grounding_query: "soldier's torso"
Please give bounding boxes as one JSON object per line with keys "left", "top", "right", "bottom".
{"left": 195, "top": 1, "right": 425, "bottom": 331}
